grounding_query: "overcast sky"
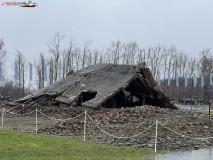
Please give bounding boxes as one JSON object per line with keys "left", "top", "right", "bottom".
{"left": 1, "top": 0, "right": 213, "bottom": 79}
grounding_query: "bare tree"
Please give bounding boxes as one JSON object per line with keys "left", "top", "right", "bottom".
{"left": 66, "top": 40, "right": 75, "bottom": 73}
{"left": 149, "top": 45, "right": 164, "bottom": 79}
{"left": 74, "top": 47, "right": 81, "bottom": 70}
{"left": 0, "top": 38, "right": 7, "bottom": 80}
{"left": 82, "top": 40, "right": 91, "bottom": 68}
{"left": 161, "top": 47, "right": 169, "bottom": 92}
{"left": 40, "top": 53, "right": 45, "bottom": 88}
{"left": 200, "top": 49, "right": 212, "bottom": 76}
{"left": 105, "top": 47, "right": 113, "bottom": 63}
{"left": 47, "top": 32, "right": 64, "bottom": 82}
{"left": 62, "top": 49, "right": 67, "bottom": 78}
{"left": 15, "top": 50, "right": 26, "bottom": 97}
{"left": 48, "top": 57, "right": 54, "bottom": 85}
{"left": 87, "top": 50, "right": 92, "bottom": 66}
{"left": 108, "top": 40, "right": 122, "bottom": 64}
{"left": 99, "top": 48, "right": 104, "bottom": 64}
{"left": 34, "top": 52, "right": 46, "bottom": 89}
{"left": 0, "top": 38, "right": 6, "bottom": 62}
{"left": 34, "top": 59, "right": 42, "bottom": 89}
{"left": 137, "top": 48, "right": 145, "bottom": 64}
{"left": 93, "top": 49, "right": 100, "bottom": 65}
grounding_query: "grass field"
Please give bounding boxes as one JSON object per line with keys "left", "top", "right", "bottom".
{"left": 0, "top": 129, "right": 158, "bottom": 160}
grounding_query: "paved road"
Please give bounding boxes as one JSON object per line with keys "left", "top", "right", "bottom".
{"left": 152, "top": 148, "right": 213, "bottom": 160}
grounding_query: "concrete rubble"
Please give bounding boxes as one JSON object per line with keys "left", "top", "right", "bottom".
{"left": 39, "top": 105, "right": 213, "bottom": 151}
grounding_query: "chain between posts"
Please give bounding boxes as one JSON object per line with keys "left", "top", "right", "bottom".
{"left": 86, "top": 113, "right": 155, "bottom": 139}
{"left": 1, "top": 108, "right": 213, "bottom": 153}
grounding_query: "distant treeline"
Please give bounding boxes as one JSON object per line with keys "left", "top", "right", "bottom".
{"left": 0, "top": 33, "right": 213, "bottom": 100}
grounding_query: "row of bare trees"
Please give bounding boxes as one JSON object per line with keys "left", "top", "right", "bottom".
{"left": 0, "top": 38, "right": 7, "bottom": 80}
{"left": 0, "top": 33, "right": 213, "bottom": 100}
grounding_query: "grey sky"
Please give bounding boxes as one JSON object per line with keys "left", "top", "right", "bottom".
{"left": 1, "top": 0, "right": 213, "bottom": 79}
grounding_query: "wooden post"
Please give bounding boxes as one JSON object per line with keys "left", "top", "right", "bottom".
{"left": 154, "top": 120, "right": 158, "bottom": 153}
{"left": 209, "top": 96, "right": 213, "bottom": 136}
{"left": 84, "top": 110, "right": 87, "bottom": 141}
{"left": 1, "top": 108, "right": 4, "bottom": 128}
{"left": 194, "top": 96, "right": 198, "bottom": 111}
{"left": 36, "top": 108, "right": 38, "bottom": 134}
{"left": 211, "top": 96, "right": 213, "bottom": 110}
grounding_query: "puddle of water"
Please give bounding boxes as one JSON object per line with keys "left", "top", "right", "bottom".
{"left": 152, "top": 148, "right": 213, "bottom": 160}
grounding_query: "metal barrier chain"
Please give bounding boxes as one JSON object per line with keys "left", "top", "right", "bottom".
{"left": 37, "top": 110, "right": 84, "bottom": 121}
{"left": 158, "top": 122, "right": 213, "bottom": 140}
{"left": 86, "top": 113, "right": 155, "bottom": 139}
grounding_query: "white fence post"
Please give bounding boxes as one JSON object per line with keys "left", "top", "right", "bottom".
{"left": 36, "top": 108, "right": 38, "bottom": 134}
{"left": 1, "top": 107, "right": 4, "bottom": 128}
{"left": 84, "top": 110, "right": 87, "bottom": 141}
{"left": 155, "top": 120, "right": 158, "bottom": 153}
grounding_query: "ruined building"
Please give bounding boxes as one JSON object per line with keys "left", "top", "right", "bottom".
{"left": 15, "top": 63, "right": 176, "bottom": 112}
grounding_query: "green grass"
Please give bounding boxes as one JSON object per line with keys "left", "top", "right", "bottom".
{"left": 201, "top": 111, "right": 213, "bottom": 115}
{"left": 167, "top": 121, "right": 179, "bottom": 127}
{"left": 0, "top": 129, "right": 158, "bottom": 160}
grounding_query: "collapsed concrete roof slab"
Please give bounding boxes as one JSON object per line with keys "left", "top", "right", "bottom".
{"left": 17, "top": 64, "right": 177, "bottom": 109}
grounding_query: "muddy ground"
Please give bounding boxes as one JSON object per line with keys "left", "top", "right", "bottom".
{"left": 0, "top": 100, "right": 213, "bottom": 151}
